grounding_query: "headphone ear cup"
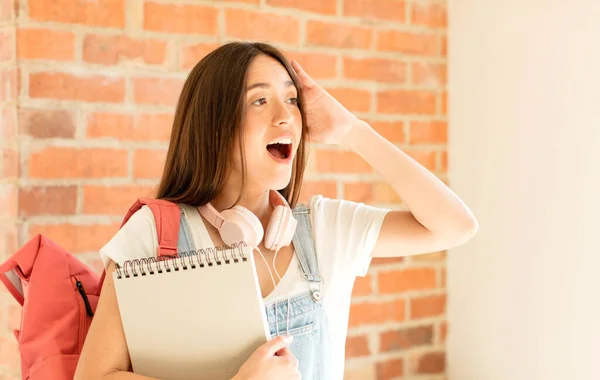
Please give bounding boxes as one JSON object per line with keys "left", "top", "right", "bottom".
{"left": 221, "top": 206, "right": 264, "bottom": 247}
{"left": 283, "top": 213, "right": 297, "bottom": 247}
{"left": 217, "top": 220, "right": 245, "bottom": 247}
{"left": 264, "top": 206, "right": 283, "bottom": 250}
{"left": 265, "top": 205, "right": 296, "bottom": 250}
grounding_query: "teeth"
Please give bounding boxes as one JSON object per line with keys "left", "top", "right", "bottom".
{"left": 267, "top": 137, "right": 292, "bottom": 145}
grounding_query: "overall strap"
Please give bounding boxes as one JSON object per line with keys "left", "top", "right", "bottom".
{"left": 177, "top": 205, "right": 196, "bottom": 254}
{"left": 292, "top": 204, "right": 324, "bottom": 284}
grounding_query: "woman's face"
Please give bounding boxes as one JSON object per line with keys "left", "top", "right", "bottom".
{"left": 234, "top": 55, "right": 302, "bottom": 192}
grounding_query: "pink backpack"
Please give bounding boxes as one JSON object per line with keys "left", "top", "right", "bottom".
{"left": 0, "top": 198, "right": 181, "bottom": 379}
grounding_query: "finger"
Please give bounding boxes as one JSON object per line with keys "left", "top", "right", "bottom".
{"left": 263, "top": 335, "right": 293, "bottom": 356}
{"left": 291, "top": 60, "right": 316, "bottom": 89}
{"left": 275, "top": 346, "right": 292, "bottom": 357}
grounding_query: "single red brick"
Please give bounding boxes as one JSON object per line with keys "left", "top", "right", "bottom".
{"left": 379, "top": 267, "right": 437, "bottom": 294}
{"left": 225, "top": 9, "right": 300, "bottom": 44}
{"left": 19, "top": 108, "right": 76, "bottom": 138}
{"left": 376, "top": 30, "right": 439, "bottom": 56}
{"left": 17, "top": 28, "right": 75, "bottom": 60}
{"left": 380, "top": 325, "right": 433, "bottom": 352}
{"left": 19, "top": 186, "right": 77, "bottom": 216}
{"left": 83, "top": 34, "right": 166, "bottom": 65}
{"left": 306, "top": 20, "right": 372, "bottom": 49}
{"left": 344, "top": 0, "right": 406, "bottom": 22}
{"left": 132, "top": 77, "right": 184, "bottom": 106}
{"left": 133, "top": 148, "right": 167, "bottom": 179}
{"left": 143, "top": 1, "right": 218, "bottom": 35}
{"left": 28, "top": 222, "right": 121, "bottom": 253}
{"left": 410, "top": 120, "right": 448, "bottom": 144}
{"left": 377, "top": 90, "right": 437, "bottom": 115}
{"left": 376, "top": 358, "right": 404, "bottom": 380}
{"left": 29, "top": 72, "right": 125, "bottom": 103}
{"left": 343, "top": 56, "right": 407, "bottom": 83}
{"left": 410, "top": 294, "right": 446, "bottom": 319}
{"left": 348, "top": 299, "right": 405, "bottom": 327}
{"left": 27, "top": 147, "right": 128, "bottom": 179}
{"left": 266, "top": 0, "right": 336, "bottom": 15}
{"left": 29, "top": 0, "right": 125, "bottom": 28}
{"left": 345, "top": 335, "right": 370, "bottom": 358}
{"left": 411, "top": 1, "right": 447, "bottom": 28}
{"left": 414, "top": 351, "right": 446, "bottom": 374}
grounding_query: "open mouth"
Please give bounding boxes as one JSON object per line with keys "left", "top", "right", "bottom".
{"left": 266, "top": 142, "right": 292, "bottom": 160}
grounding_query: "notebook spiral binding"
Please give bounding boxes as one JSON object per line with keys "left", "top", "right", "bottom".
{"left": 114, "top": 243, "right": 248, "bottom": 279}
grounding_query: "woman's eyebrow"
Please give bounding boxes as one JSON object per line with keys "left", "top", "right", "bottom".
{"left": 246, "top": 80, "right": 294, "bottom": 92}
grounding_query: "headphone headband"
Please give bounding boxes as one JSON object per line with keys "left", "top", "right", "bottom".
{"left": 198, "top": 202, "right": 225, "bottom": 230}
{"left": 197, "top": 190, "right": 291, "bottom": 232}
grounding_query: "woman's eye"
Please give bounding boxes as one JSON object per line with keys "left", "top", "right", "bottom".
{"left": 252, "top": 97, "right": 297, "bottom": 106}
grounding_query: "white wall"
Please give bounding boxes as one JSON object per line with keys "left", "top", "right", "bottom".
{"left": 447, "top": 1, "right": 600, "bottom": 380}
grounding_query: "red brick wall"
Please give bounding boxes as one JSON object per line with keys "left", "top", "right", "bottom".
{"left": 0, "top": 1, "right": 448, "bottom": 379}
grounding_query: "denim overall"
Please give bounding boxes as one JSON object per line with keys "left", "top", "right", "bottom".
{"left": 176, "top": 203, "right": 332, "bottom": 379}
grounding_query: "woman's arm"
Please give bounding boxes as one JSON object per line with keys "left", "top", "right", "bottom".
{"left": 74, "top": 260, "right": 161, "bottom": 380}
{"left": 290, "top": 59, "right": 478, "bottom": 257}
{"left": 75, "top": 259, "right": 295, "bottom": 380}
{"left": 342, "top": 119, "right": 479, "bottom": 257}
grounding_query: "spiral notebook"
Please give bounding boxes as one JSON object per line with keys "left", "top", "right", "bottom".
{"left": 113, "top": 245, "right": 271, "bottom": 380}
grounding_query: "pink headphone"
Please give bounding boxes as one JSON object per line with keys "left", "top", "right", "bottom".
{"left": 197, "top": 190, "right": 297, "bottom": 250}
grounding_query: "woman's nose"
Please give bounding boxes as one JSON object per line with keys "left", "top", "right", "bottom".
{"left": 273, "top": 101, "right": 294, "bottom": 126}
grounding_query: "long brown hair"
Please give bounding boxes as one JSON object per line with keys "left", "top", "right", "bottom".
{"left": 156, "top": 42, "right": 308, "bottom": 208}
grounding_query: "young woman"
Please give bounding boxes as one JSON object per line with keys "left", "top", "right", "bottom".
{"left": 75, "top": 42, "right": 478, "bottom": 380}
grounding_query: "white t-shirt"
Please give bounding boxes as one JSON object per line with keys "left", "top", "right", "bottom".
{"left": 99, "top": 194, "right": 390, "bottom": 380}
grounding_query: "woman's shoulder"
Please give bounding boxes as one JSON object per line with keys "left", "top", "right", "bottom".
{"left": 303, "top": 193, "right": 390, "bottom": 249}
{"left": 301, "top": 194, "right": 340, "bottom": 214}
{"left": 304, "top": 194, "right": 388, "bottom": 219}
{"left": 120, "top": 204, "right": 158, "bottom": 235}
{"left": 304, "top": 195, "right": 390, "bottom": 277}
{"left": 301, "top": 194, "right": 366, "bottom": 237}
{"left": 98, "top": 205, "right": 159, "bottom": 269}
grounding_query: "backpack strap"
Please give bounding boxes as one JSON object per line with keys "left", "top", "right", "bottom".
{"left": 122, "top": 198, "right": 181, "bottom": 259}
